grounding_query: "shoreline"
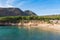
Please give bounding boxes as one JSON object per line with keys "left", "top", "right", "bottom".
{"left": 0, "top": 22, "right": 60, "bottom": 32}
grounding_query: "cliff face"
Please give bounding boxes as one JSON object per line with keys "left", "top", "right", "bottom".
{"left": 0, "top": 8, "right": 37, "bottom": 16}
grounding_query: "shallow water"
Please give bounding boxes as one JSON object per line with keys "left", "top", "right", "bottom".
{"left": 0, "top": 26, "right": 60, "bottom": 40}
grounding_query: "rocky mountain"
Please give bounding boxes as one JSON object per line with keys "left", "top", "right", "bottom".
{"left": 24, "top": 10, "right": 37, "bottom": 16}
{"left": 0, "top": 8, "right": 37, "bottom": 16}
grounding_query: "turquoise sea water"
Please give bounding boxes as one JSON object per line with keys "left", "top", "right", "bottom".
{"left": 0, "top": 26, "right": 60, "bottom": 40}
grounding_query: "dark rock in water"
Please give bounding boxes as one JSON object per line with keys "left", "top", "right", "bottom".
{"left": 0, "top": 8, "right": 37, "bottom": 16}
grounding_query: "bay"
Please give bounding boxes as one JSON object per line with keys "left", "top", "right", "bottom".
{"left": 0, "top": 26, "right": 60, "bottom": 40}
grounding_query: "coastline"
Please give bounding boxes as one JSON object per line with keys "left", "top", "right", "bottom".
{"left": 0, "top": 21, "right": 60, "bottom": 32}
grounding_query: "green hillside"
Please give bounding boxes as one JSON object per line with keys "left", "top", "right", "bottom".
{"left": 0, "top": 15, "right": 60, "bottom": 23}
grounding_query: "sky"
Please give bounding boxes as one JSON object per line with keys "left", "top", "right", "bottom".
{"left": 0, "top": 0, "right": 60, "bottom": 16}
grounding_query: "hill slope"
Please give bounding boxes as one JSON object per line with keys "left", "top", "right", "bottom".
{"left": 0, "top": 8, "right": 37, "bottom": 16}
{"left": 24, "top": 10, "right": 37, "bottom": 16}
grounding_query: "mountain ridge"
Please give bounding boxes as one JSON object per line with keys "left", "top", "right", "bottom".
{"left": 0, "top": 8, "right": 37, "bottom": 16}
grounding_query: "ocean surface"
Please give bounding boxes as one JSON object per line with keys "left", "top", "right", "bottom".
{"left": 0, "top": 26, "right": 60, "bottom": 40}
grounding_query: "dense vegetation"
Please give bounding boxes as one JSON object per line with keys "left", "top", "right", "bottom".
{"left": 0, "top": 15, "right": 60, "bottom": 23}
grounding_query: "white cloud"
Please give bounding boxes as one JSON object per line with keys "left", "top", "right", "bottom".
{"left": 16, "top": 0, "right": 34, "bottom": 7}
{"left": 0, "top": 0, "right": 32, "bottom": 8}
{"left": 16, "top": 1, "right": 26, "bottom": 7}
{"left": 6, "top": 0, "right": 15, "bottom": 7}
{"left": 0, "top": 4, "right": 14, "bottom": 8}
{"left": 0, "top": 0, "right": 15, "bottom": 8}
{"left": 6, "top": 0, "right": 15, "bottom": 4}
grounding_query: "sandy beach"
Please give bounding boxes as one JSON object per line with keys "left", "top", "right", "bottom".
{"left": 23, "top": 23, "right": 60, "bottom": 33}
{"left": 0, "top": 21, "right": 60, "bottom": 32}
{"left": 35, "top": 24, "right": 60, "bottom": 32}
